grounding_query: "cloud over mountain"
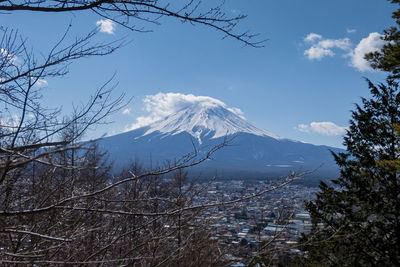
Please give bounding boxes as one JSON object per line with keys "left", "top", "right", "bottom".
{"left": 125, "top": 93, "right": 244, "bottom": 131}
{"left": 99, "top": 95, "right": 343, "bottom": 180}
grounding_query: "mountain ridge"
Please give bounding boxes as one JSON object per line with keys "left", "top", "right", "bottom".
{"left": 98, "top": 100, "right": 343, "bottom": 181}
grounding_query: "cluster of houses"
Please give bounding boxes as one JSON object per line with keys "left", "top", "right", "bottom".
{"left": 194, "top": 180, "right": 319, "bottom": 265}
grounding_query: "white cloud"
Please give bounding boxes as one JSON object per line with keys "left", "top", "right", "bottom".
{"left": 303, "top": 32, "right": 386, "bottom": 72}
{"left": 304, "top": 33, "right": 322, "bottom": 43}
{"left": 304, "top": 47, "right": 335, "bottom": 60}
{"left": 347, "top": 28, "right": 357, "bottom": 34}
{"left": 122, "top": 108, "right": 131, "bottom": 115}
{"left": 96, "top": 19, "right": 116, "bottom": 34}
{"left": 125, "top": 92, "right": 244, "bottom": 131}
{"left": 296, "top": 121, "right": 347, "bottom": 136}
{"left": 310, "top": 122, "right": 347, "bottom": 136}
{"left": 348, "top": 32, "right": 385, "bottom": 72}
{"left": 304, "top": 33, "right": 351, "bottom": 60}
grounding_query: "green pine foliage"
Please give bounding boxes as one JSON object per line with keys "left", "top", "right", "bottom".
{"left": 301, "top": 2, "right": 400, "bottom": 265}
{"left": 300, "top": 79, "right": 400, "bottom": 266}
{"left": 366, "top": 1, "right": 400, "bottom": 77}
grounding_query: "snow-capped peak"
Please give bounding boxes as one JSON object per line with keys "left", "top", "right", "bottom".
{"left": 139, "top": 102, "right": 281, "bottom": 143}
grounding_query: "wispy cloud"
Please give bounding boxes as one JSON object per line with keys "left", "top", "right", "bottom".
{"left": 0, "top": 114, "right": 20, "bottom": 129}
{"left": 346, "top": 28, "right": 357, "bottom": 34}
{"left": 34, "top": 79, "right": 48, "bottom": 87}
{"left": 297, "top": 124, "right": 310, "bottom": 133}
{"left": 124, "top": 92, "right": 244, "bottom": 132}
{"left": 296, "top": 121, "right": 347, "bottom": 136}
{"left": 304, "top": 33, "right": 322, "bottom": 43}
{"left": 96, "top": 19, "right": 116, "bottom": 34}
{"left": 1, "top": 48, "right": 18, "bottom": 64}
{"left": 122, "top": 108, "right": 131, "bottom": 115}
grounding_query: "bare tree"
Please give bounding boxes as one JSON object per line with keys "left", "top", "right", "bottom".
{"left": 0, "top": 0, "right": 264, "bottom": 48}
{"left": 0, "top": 0, "right": 263, "bottom": 199}
{"left": 0, "top": 1, "right": 308, "bottom": 265}
{"left": 0, "top": 135, "right": 305, "bottom": 265}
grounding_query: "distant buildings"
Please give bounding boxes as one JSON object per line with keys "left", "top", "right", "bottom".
{"left": 192, "top": 179, "right": 318, "bottom": 264}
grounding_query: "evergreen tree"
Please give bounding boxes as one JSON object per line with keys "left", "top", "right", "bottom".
{"left": 302, "top": 2, "right": 400, "bottom": 265}
{"left": 366, "top": 0, "right": 400, "bottom": 77}
{"left": 300, "top": 79, "right": 400, "bottom": 266}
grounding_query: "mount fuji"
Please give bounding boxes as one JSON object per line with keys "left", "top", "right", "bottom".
{"left": 98, "top": 94, "right": 343, "bottom": 180}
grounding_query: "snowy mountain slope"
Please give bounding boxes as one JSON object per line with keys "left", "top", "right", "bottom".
{"left": 98, "top": 98, "right": 343, "bottom": 180}
{"left": 137, "top": 100, "right": 281, "bottom": 143}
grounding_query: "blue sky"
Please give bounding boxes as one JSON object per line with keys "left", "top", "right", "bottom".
{"left": 1, "top": 0, "right": 395, "bottom": 148}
